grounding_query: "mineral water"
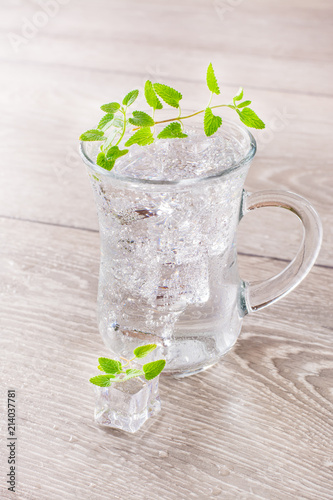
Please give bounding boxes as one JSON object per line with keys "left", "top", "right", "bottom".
{"left": 87, "top": 126, "right": 250, "bottom": 376}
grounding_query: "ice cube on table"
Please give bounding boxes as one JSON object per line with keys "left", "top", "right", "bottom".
{"left": 94, "top": 377, "right": 161, "bottom": 433}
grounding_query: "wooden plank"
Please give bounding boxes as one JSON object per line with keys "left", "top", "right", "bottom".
{"left": 1, "top": 0, "right": 332, "bottom": 266}
{"left": 2, "top": 0, "right": 333, "bottom": 95}
{"left": 0, "top": 219, "right": 332, "bottom": 499}
{"left": 1, "top": 0, "right": 332, "bottom": 498}
{"left": 0, "top": 62, "right": 331, "bottom": 265}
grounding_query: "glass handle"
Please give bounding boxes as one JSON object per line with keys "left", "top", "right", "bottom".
{"left": 240, "top": 190, "right": 322, "bottom": 313}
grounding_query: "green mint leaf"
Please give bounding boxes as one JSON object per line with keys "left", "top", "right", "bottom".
{"left": 80, "top": 129, "right": 105, "bottom": 141}
{"left": 153, "top": 83, "right": 182, "bottom": 108}
{"left": 133, "top": 344, "right": 157, "bottom": 359}
{"left": 97, "top": 147, "right": 128, "bottom": 171}
{"left": 98, "top": 357, "right": 122, "bottom": 374}
{"left": 233, "top": 87, "right": 244, "bottom": 102}
{"left": 129, "top": 111, "right": 155, "bottom": 127}
{"left": 125, "top": 127, "right": 154, "bottom": 147}
{"left": 157, "top": 122, "right": 188, "bottom": 139}
{"left": 144, "top": 80, "right": 163, "bottom": 110}
{"left": 236, "top": 107, "right": 265, "bottom": 129}
{"left": 98, "top": 113, "right": 114, "bottom": 130}
{"left": 120, "top": 368, "right": 145, "bottom": 382}
{"left": 206, "top": 63, "right": 220, "bottom": 95}
{"left": 237, "top": 100, "right": 251, "bottom": 109}
{"left": 97, "top": 152, "right": 113, "bottom": 171}
{"left": 122, "top": 89, "right": 139, "bottom": 106}
{"left": 143, "top": 359, "right": 166, "bottom": 380}
{"left": 100, "top": 102, "right": 120, "bottom": 113}
{"left": 89, "top": 374, "right": 116, "bottom": 387}
{"left": 204, "top": 107, "right": 222, "bottom": 136}
{"left": 106, "top": 145, "right": 129, "bottom": 160}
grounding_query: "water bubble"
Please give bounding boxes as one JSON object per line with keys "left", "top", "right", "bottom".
{"left": 158, "top": 450, "right": 168, "bottom": 458}
{"left": 210, "top": 487, "right": 223, "bottom": 496}
{"left": 217, "top": 465, "right": 230, "bottom": 476}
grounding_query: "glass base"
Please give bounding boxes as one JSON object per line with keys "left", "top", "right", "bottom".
{"left": 168, "top": 360, "right": 219, "bottom": 378}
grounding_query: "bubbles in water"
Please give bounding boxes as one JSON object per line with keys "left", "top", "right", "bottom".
{"left": 112, "top": 129, "right": 244, "bottom": 181}
{"left": 89, "top": 127, "right": 247, "bottom": 373}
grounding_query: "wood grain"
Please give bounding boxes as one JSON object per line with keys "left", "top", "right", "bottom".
{"left": 0, "top": 0, "right": 332, "bottom": 499}
{"left": 0, "top": 40, "right": 332, "bottom": 264}
{"left": 0, "top": 219, "right": 332, "bottom": 500}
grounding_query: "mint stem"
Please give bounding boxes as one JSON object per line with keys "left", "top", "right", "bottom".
{"left": 119, "top": 355, "right": 136, "bottom": 369}
{"left": 132, "top": 104, "right": 230, "bottom": 131}
{"left": 115, "top": 108, "right": 127, "bottom": 146}
{"left": 207, "top": 91, "right": 213, "bottom": 108}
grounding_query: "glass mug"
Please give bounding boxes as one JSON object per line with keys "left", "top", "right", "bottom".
{"left": 80, "top": 120, "right": 322, "bottom": 377}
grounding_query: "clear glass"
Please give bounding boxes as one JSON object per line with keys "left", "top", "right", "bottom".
{"left": 94, "top": 377, "right": 161, "bottom": 433}
{"left": 80, "top": 119, "right": 322, "bottom": 377}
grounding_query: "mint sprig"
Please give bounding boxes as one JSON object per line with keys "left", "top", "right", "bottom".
{"left": 204, "top": 107, "right": 222, "bottom": 136}
{"left": 143, "top": 360, "right": 166, "bottom": 381}
{"left": 100, "top": 102, "right": 120, "bottom": 113}
{"left": 144, "top": 80, "right": 163, "bottom": 110}
{"left": 129, "top": 111, "right": 155, "bottom": 127}
{"left": 206, "top": 62, "right": 220, "bottom": 95}
{"left": 157, "top": 122, "right": 188, "bottom": 139}
{"left": 122, "top": 89, "right": 139, "bottom": 106}
{"left": 80, "top": 129, "right": 105, "bottom": 141}
{"left": 89, "top": 344, "right": 166, "bottom": 387}
{"left": 236, "top": 107, "right": 265, "bottom": 129}
{"left": 97, "top": 113, "right": 114, "bottom": 130}
{"left": 124, "top": 127, "right": 154, "bottom": 147}
{"left": 153, "top": 83, "right": 182, "bottom": 108}
{"left": 80, "top": 63, "right": 265, "bottom": 172}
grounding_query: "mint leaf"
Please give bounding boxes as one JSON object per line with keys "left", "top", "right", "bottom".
{"left": 236, "top": 107, "right": 265, "bottom": 129}
{"left": 98, "top": 357, "right": 122, "bottom": 374}
{"left": 204, "top": 107, "right": 222, "bottom": 136}
{"left": 89, "top": 374, "right": 116, "bottom": 387}
{"left": 106, "top": 145, "right": 129, "bottom": 160}
{"left": 98, "top": 146, "right": 128, "bottom": 171}
{"left": 125, "top": 127, "right": 154, "bottom": 147}
{"left": 80, "top": 129, "right": 105, "bottom": 141}
{"left": 129, "top": 111, "right": 155, "bottom": 127}
{"left": 101, "top": 102, "right": 120, "bottom": 113}
{"left": 233, "top": 88, "right": 244, "bottom": 103}
{"left": 143, "top": 359, "right": 166, "bottom": 380}
{"left": 123, "top": 89, "right": 139, "bottom": 106}
{"left": 97, "top": 152, "right": 113, "bottom": 170}
{"left": 157, "top": 122, "right": 188, "bottom": 139}
{"left": 98, "top": 113, "right": 114, "bottom": 130}
{"left": 120, "top": 368, "right": 145, "bottom": 382}
{"left": 144, "top": 80, "right": 163, "bottom": 110}
{"left": 206, "top": 63, "right": 220, "bottom": 95}
{"left": 133, "top": 344, "right": 157, "bottom": 359}
{"left": 237, "top": 100, "right": 251, "bottom": 109}
{"left": 153, "top": 83, "right": 182, "bottom": 108}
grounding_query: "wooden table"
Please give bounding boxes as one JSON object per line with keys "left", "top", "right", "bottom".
{"left": 1, "top": 1, "right": 332, "bottom": 498}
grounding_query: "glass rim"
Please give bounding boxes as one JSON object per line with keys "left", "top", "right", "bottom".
{"left": 79, "top": 118, "right": 257, "bottom": 186}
